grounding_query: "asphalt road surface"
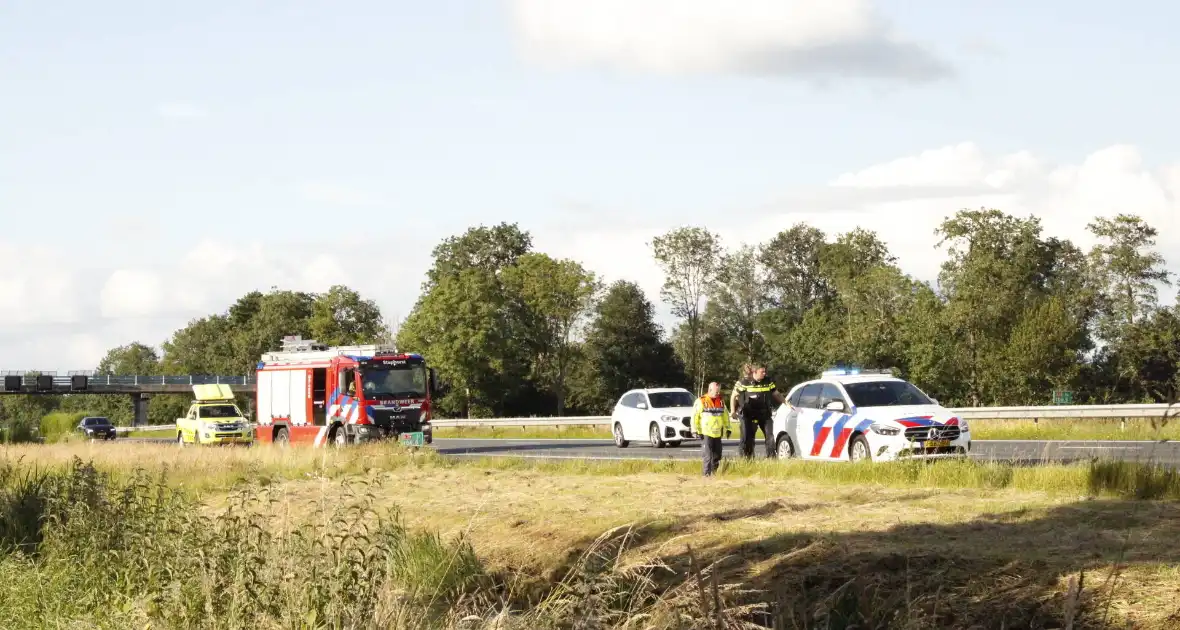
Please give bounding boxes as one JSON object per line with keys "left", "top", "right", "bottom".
{"left": 432, "top": 438, "right": 1180, "bottom": 466}
{"left": 121, "top": 436, "right": 1180, "bottom": 465}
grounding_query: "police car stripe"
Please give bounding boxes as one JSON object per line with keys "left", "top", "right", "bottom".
{"left": 811, "top": 410, "right": 833, "bottom": 449}
{"left": 827, "top": 414, "right": 856, "bottom": 458}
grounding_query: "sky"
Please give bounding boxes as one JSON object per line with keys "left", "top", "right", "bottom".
{"left": 3, "top": 0, "right": 1180, "bottom": 372}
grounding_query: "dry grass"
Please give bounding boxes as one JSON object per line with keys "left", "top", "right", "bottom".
{"left": 4, "top": 442, "right": 1180, "bottom": 627}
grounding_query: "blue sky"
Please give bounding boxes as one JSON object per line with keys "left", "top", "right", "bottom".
{"left": 3, "top": 0, "right": 1180, "bottom": 370}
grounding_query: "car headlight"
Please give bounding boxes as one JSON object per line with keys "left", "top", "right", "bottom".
{"left": 870, "top": 423, "right": 900, "bottom": 436}
{"left": 660, "top": 415, "right": 678, "bottom": 423}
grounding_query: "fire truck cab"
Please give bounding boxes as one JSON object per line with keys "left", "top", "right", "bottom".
{"left": 254, "top": 335, "right": 437, "bottom": 447}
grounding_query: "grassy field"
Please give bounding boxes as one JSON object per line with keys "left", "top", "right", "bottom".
{"left": 2, "top": 441, "right": 1180, "bottom": 628}
{"left": 433, "top": 416, "right": 1180, "bottom": 442}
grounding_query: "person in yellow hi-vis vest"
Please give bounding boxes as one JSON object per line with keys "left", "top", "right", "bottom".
{"left": 692, "top": 381, "right": 731, "bottom": 476}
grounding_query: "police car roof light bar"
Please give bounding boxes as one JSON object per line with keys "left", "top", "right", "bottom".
{"left": 821, "top": 366, "right": 895, "bottom": 377}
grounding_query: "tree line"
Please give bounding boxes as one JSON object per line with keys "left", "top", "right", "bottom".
{"left": 396, "top": 208, "right": 1180, "bottom": 416}
{"left": 0, "top": 286, "right": 392, "bottom": 434}
{"left": 2, "top": 206, "right": 1177, "bottom": 435}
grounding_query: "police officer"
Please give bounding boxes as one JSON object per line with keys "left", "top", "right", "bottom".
{"left": 731, "top": 363, "right": 785, "bottom": 458}
{"left": 692, "top": 381, "right": 730, "bottom": 476}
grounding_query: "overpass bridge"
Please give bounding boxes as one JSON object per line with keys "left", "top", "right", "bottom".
{"left": 0, "top": 373, "right": 256, "bottom": 425}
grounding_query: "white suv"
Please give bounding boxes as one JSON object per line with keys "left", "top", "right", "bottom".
{"left": 610, "top": 387, "right": 698, "bottom": 448}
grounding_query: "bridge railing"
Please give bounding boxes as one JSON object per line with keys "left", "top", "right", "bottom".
{"left": 118, "top": 402, "right": 1180, "bottom": 434}
{"left": 0, "top": 374, "right": 257, "bottom": 390}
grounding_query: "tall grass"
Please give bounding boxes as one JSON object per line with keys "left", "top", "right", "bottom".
{"left": 0, "top": 454, "right": 1162, "bottom": 628}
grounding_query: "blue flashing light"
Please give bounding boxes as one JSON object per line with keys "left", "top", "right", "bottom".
{"left": 822, "top": 366, "right": 861, "bottom": 377}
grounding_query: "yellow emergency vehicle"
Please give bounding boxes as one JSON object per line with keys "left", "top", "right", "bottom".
{"left": 176, "top": 384, "right": 254, "bottom": 446}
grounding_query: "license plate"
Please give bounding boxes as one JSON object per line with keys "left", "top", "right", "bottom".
{"left": 921, "top": 440, "right": 950, "bottom": 448}
{"left": 399, "top": 431, "right": 425, "bottom": 447}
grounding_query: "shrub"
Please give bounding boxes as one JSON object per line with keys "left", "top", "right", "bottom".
{"left": 38, "top": 413, "right": 84, "bottom": 443}
{"left": 0, "top": 418, "right": 39, "bottom": 444}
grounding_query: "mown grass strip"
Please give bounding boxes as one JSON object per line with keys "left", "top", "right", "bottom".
{"left": 4, "top": 442, "right": 1179, "bottom": 501}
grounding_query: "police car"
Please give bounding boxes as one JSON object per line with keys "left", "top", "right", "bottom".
{"left": 770, "top": 368, "right": 970, "bottom": 462}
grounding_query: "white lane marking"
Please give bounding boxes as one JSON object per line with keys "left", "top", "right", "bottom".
{"left": 1058, "top": 445, "right": 1147, "bottom": 450}
{"left": 446, "top": 452, "right": 680, "bottom": 462}
{"left": 978, "top": 440, "right": 1167, "bottom": 444}
{"left": 436, "top": 437, "right": 1170, "bottom": 445}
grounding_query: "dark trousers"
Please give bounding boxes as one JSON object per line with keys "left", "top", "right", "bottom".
{"left": 701, "top": 435, "right": 723, "bottom": 476}
{"left": 738, "top": 412, "right": 774, "bottom": 458}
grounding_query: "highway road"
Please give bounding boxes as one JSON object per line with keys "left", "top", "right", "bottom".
{"left": 121, "top": 437, "right": 1180, "bottom": 465}
{"left": 433, "top": 438, "right": 1180, "bottom": 466}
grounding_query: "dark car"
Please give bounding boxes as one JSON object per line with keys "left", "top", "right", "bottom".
{"left": 78, "top": 416, "right": 117, "bottom": 440}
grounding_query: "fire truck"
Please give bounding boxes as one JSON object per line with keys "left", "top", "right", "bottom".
{"left": 254, "top": 335, "right": 437, "bottom": 447}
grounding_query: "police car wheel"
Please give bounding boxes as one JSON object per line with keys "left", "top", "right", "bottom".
{"left": 613, "top": 423, "right": 629, "bottom": 448}
{"left": 775, "top": 434, "right": 795, "bottom": 459}
{"left": 849, "top": 435, "right": 872, "bottom": 462}
{"left": 649, "top": 423, "right": 665, "bottom": 448}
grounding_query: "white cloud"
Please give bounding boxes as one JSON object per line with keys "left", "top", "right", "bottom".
{"left": 6, "top": 143, "right": 1180, "bottom": 370}
{"left": 758, "top": 143, "right": 1180, "bottom": 287}
{"left": 0, "top": 244, "right": 83, "bottom": 326}
{"left": 157, "top": 102, "right": 208, "bottom": 119}
{"left": 510, "top": 0, "right": 951, "bottom": 81}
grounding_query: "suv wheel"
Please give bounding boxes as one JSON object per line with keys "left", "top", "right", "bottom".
{"left": 849, "top": 435, "right": 872, "bottom": 462}
{"left": 775, "top": 434, "right": 795, "bottom": 460}
{"left": 613, "top": 423, "right": 629, "bottom": 448}
{"left": 649, "top": 423, "right": 665, "bottom": 449}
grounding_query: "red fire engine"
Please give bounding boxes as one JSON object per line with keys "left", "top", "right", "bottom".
{"left": 254, "top": 335, "right": 436, "bottom": 447}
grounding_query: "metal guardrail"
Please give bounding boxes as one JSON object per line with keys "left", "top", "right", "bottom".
{"left": 429, "top": 403, "right": 1180, "bottom": 427}
{"left": 115, "top": 403, "right": 1180, "bottom": 434}
{"left": 1, "top": 374, "right": 256, "bottom": 388}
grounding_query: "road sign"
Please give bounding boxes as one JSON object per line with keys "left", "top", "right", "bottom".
{"left": 1052, "top": 390, "right": 1073, "bottom": 404}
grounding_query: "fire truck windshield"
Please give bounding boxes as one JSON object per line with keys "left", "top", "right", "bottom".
{"left": 360, "top": 365, "right": 427, "bottom": 398}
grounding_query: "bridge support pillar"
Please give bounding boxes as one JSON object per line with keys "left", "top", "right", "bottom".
{"left": 131, "top": 393, "right": 149, "bottom": 427}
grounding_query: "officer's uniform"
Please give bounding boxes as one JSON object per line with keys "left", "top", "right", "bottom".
{"left": 733, "top": 376, "right": 778, "bottom": 458}
{"left": 692, "top": 394, "right": 730, "bottom": 476}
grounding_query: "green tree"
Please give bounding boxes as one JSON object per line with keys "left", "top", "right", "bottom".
{"left": 97, "top": 342, "right": 161, "bottom": 375}
{"left": 309, "top": 285, "right": 386, "bottom": 346}
{"left": 570, "top": 281, "right": 685, "bottom": 412}
{"left": 1088, "top": 214, "right": 1171, "bottom": 341}
{"left": 759, "top": 223, "right": 833, "bottom": 321}
{"left": 160, "top": 315, "right": 237, "bottom": 374}
{"left": 503, "top": 254, "right": 600, "bottom": 416}
{"left": 651, "top": 227, "right": 721, "bottom": 394}
{"left": 425, "top": 222, "right": 532, "bottom": 288}
{"left": 935, "top": 208, "right": 1076, "bottom": 405}
{"left": 399, "top": 268, "right": 530, "bottom": 417}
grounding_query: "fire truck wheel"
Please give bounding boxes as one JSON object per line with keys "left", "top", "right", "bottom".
{"left": 274, "top": 426, "right": 289, "bottom": 446}
{"left": 330, "top": 424, "right": 349, "bottom": 447}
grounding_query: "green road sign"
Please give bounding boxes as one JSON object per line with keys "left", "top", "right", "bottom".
{"left": 1052, "top": 391, "right": 1073, "bottom": 404}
